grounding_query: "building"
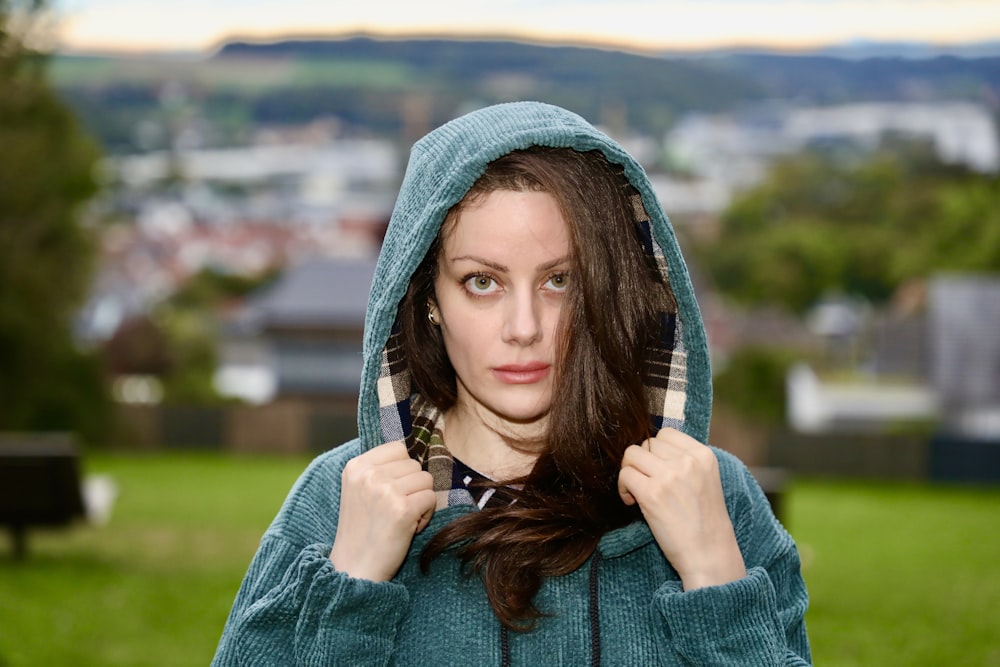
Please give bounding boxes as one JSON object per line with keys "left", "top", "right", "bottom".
{"left": 666, "top": 101, "right": 1000, "bottom": 215}
{"left": 216, "top": 255, "right": 377, "bottom": 406}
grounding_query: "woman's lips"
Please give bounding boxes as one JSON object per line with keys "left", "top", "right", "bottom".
{"left": 492, "top": 362, "right": 551, "bottom": 384}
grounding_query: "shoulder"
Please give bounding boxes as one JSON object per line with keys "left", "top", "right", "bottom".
{"left": 709, "top": 445, "right": 775, "bottom": 519}
{"left": 709, "top": 445, "right": 757, "bottom": 492}
{"left": 708, "top": 445, "right": 798, "bottom": 564}
{"left": 296, "top": 439, "right": 364, "bottom": 488}
{"left": 264, "top": 439, "right": 365, "bottom": 545}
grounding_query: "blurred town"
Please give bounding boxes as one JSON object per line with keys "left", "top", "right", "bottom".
{"left": 5, "top": 33, "right": 1000, "bottom": 483}
{"left": 6, "top": 4, "right": 1000, "bottom": 663}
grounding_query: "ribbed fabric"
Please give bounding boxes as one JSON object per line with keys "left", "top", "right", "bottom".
{"left": 588, "top": 551, "right": 603, "bottom": 667}
{"left": 211, "top": 102, "right": 811, "bottom": 666}
{"left": 212, "top": 440, "right": 811, "bottom": 666}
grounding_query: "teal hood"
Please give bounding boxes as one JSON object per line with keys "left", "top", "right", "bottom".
{"left": 357, "top": 101, "right": 712, "bottom": 451}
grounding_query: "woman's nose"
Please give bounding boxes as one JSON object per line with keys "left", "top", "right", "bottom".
{"left": 501, "top": 292, "right": 543, "bottom": 346}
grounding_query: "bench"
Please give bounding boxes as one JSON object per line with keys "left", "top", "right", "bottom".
{"left": 0, "top": 433, "right": 86, "bottom": 560}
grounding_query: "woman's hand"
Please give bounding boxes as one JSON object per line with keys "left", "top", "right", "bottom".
{"left": 618, "top": 428, "right": 747, "bottom": 590}
{"left": 329, "top": 441, "right": 436, "bottom": 582}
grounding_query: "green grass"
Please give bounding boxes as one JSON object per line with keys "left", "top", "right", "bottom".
{"left": 787, "top": 479, "right": 1000, "bottom": 666}
{"left": 1, "top": 453, "right": 998, "bottom": 666}
{"left": 0, "top": 452, "right": 309, "bottom": 667}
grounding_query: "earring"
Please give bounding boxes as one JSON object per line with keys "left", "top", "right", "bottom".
{"left": 427, "top": 307, "right": 440, "bottom": 326}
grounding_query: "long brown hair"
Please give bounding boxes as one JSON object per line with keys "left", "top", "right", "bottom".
{"left": 400, "top": 146, "right": 674, "bottom": 630}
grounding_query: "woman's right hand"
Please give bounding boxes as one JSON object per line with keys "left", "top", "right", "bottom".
{"left": 329, "top": 441, "right": 436, "bottom": 582}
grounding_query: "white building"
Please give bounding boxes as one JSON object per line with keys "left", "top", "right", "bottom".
{"left": 666, "top": 101, "right": 1000, "bottom": 214}
{"left": 105, "top": 138, "right": 400, "bottom": 227}
{"left": 784, "top": 102, "right": 999, "bottom": 173}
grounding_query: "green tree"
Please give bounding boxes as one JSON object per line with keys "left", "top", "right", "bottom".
{"left": 151, "top": 267, "right": 278, "bottom": 404}
{"left": 0, "top": 0, "right": 111, "bottom": 442}
{"left": 699, "top": 146, "right": 1000, "bottom": 313}
{"left": 713, "top": 346, "right": 801, "bottom": 426}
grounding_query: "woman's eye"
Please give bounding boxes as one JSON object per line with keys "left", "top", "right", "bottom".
{"left": 465, "top": 274, "right": 499, "bottom": 294}
{"left": 545, "top": 273, "right": 569, "bottom": 291}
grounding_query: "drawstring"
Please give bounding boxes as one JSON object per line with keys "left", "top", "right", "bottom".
{"left": 498, "top": 551, "right": 602, "bottom": 667}
{"left": 589, "top": 551, "right": 602, "bottom": 667}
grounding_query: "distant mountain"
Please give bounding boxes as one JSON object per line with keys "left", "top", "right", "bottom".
{"left": 212, "top": 36, "right": 765, "bottom": 118}
{"left": 702, "top": 52, "right": 1000, "bottom": 104}
{"left": 661, "top": 38, "right": 1000, "bottom": 60}
{"left": 815, "top": 39, "right": 1000, "bottom": 60}
{"left": 52, "top": 36, "right": 1000, "bottom": 154}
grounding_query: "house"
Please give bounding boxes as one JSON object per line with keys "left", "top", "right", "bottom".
{"left": 928, "top": 275, "right": 1000, "bottom": 440}
{"left": 216, "top": 255, "right": 377, "bottom": 406}
{"left": 785, "top": 275, "right": 1000, "bottom": 440}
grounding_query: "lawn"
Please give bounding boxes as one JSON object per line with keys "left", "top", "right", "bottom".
{"left": 1, "top": 452, "right": 998, "bottom": 666}
{"left": 787, "top": 478, "right": 1000, "bottom": 666}
{"left": 0, "top": 453, "right": 309, "bottom": 667}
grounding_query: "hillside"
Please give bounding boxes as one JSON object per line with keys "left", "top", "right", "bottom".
{"left": 51, "top": 37, "right": 1000, "bottom": 153}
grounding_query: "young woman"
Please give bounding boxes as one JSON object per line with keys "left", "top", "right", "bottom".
{"left": 212, "top": 102, "right": 811, "bottom": 666}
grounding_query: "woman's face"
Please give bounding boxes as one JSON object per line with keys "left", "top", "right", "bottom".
{"left": 433, "top": 189, "right": 570, "bottom": 430}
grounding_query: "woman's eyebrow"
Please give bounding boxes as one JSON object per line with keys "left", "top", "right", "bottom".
{"left": 449, "top": 254, "right": 571, "bottom": 273}
{"left": 450, "top": 255, "right": 507, "bottom": 272}
{"left": 538, "top": 255, "right": 571, "bottom": 272}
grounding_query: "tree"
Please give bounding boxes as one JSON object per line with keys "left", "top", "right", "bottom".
{"left": 0, "top": 0, "right": 111, "bottom": 442}
{"left": 150, "top": 267, "right": 278, "bottom": 404}
{"left": 698, "top": 145, "right": 1000, "bottom": 313}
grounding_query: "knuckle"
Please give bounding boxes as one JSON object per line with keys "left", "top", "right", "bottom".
{"left": 654, "top": 427, "right": 679, "bottom": 442}
{"left": 382, "top": 491, "right": 407, "bottom": 517}
{"left": 418, "top": 489, "right": 437, "bottom": 510}
{"left": 694, "top": 446, "right": 718, "bottom": 469}
{"left": 341, "top": 458, "right": 363, "bottom": 483}
{"left": 358, "top": 465, "right": 380, "bottom": 487}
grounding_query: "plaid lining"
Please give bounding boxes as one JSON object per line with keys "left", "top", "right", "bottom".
{"left": 407, "top": 394, "right": 498, "bottom": 510}
{"left": 404, "top": 393, "right": 452, "bottom": 508}
{"left": 376, "top": 187, "right": 689, "bottom": 506}
{"left": 376, "top": 322, "right": 411, "bottom": 444}
{"left": 630, "top": 193, "right": 688, "bottom": 432}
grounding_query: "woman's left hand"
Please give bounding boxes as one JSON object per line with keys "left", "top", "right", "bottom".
{"left": 618, "top": 427, "right": 747, "bottom": 590}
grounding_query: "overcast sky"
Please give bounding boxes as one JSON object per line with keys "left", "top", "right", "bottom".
{"left": 56, "top": 0, "right": 1000, "bottom": 53}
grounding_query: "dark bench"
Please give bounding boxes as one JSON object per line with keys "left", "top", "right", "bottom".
{"left": 0, "top": 433, "right": 86, "bottom": 559}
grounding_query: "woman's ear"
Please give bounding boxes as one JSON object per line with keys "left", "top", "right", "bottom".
{"left": 427, "top": 299, "right": 441, "bottom": 326}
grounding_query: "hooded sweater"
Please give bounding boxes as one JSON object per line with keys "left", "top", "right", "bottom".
{"left": 211, "top": 102, "right": 811, "bottom": 666}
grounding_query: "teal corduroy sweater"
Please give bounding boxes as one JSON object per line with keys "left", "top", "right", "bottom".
{"left": 211, "top": 102, "right": 811, "bottom": 666}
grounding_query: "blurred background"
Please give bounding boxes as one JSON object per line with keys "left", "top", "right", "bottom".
{"left": 1, "top": 0, "right": 999, "bottom": 664}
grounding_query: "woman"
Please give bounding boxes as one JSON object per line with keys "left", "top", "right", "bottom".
{"left": 212, "top": 102, "right": 811, "bottom": 666}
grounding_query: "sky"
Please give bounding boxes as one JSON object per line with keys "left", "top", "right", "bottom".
{"left": 54, "top": 0, "right": 1000, "bottom": 54}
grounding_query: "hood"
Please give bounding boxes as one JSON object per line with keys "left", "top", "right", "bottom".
{"left": 357, "top": 101, "right": 712, "bottom": 451}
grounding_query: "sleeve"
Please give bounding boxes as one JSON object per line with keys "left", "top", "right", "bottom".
{"left": 211, "top": 539, "right": 410, "bottom": 666}
{"left": 652, "top": 451, "right": 812, "bottom": 666}
{"left": 210, "top": 445, "right": 411, "bottom": 667}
